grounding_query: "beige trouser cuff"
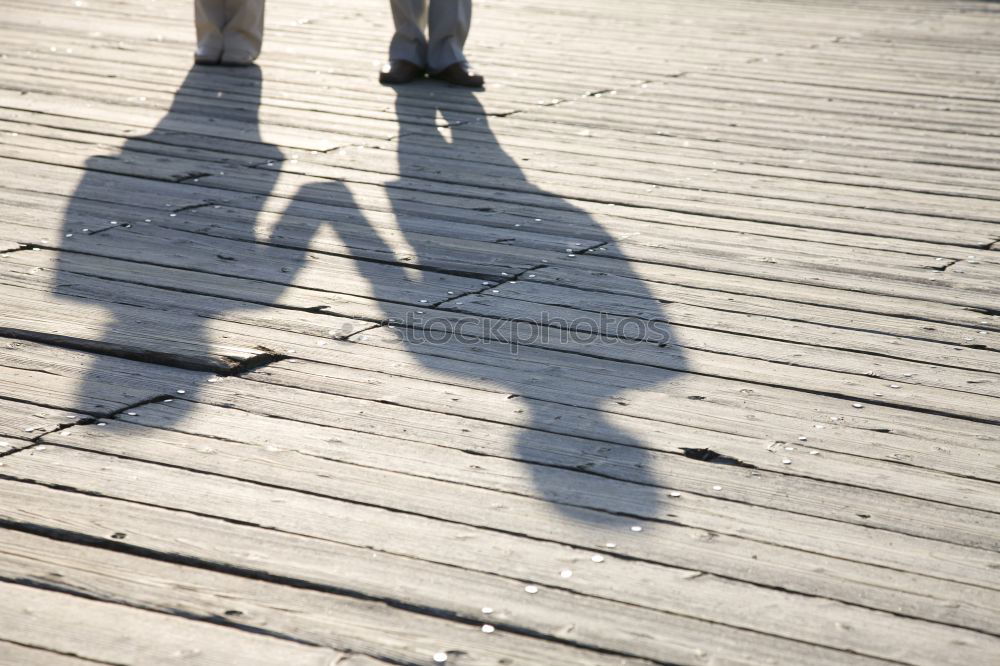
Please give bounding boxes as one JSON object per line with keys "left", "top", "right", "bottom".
{"left": 388, "top": 0, "right": 471, "bottom": 72}
{"left": 195, "top": 0, "right": 265, "bottom": 65}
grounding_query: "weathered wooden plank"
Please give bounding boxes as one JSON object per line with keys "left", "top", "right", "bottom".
{"left": 0, "top": 400, "right": 84, "bottom": 444}
{"left": 594, "top": 241, "right": 998, "bottom": 308}
{"left": 0, "top": 86, "right": 364, "bottom": 154}
{"left": 0, "top": 284, "right": 278, "bottom": 372}
{"left": 527, "top": 263, "right": 999, "bottom": 331}
{"left": 227, "top": 360, "right": 1000, "bottom": 537}
{"left": 8, "top": 456, "right": 989, "bottom": 663}
{"left": 0, "top": 190, "right": 169, "bottom": 246}
{"left": 438, "top": 291, "right": 1000, "bottom": 391}
{"left": 42, "top": 222, "right": 488, "bottom": 304}
{"left": 0, "top": 436, "right": 30, "bottom": 455}
{"left": 0, "top": 155, "right": 233, "bottom": 213}
{"left": 448, "top": 279, "right": 1000, "bottom": 361}
{"left": 525, "top": 94, "right": 1000, "bottom": 171}
{"left": 18, "top": 221, "right": 1000, "bottom": 364}
{"left": 0, "top": 337, "right": 212, "bottom": 415}
{"left": 0, "top": 641, "right": 113, "bottom": 666}
{"left": 12, "top": 248, "right": 1000, "bottom": 483}
{"left": 0, "top": 475, "right": 911, "bottom": 666}
{"left": 5, "top": 60, "right": 992, "bottom": 220}
{"left": 554, "top": 86, "right": 1000, "bottom": 150}
{"left": 609, "top": 77, "right": 1000, "bottom": 136}
{"left": 87, "top": 396, "right": 1000, "bottom": 558}
{"left": 0, "top": 581, "right": 348, "bottom": 666}
{"left": 0, "top": 529, "right": 649, "bottom": 666}
{"left": 52, "top": 201, "right": 570, "bottom": 281}
{"left": 2, "top": 1, "right": 999, "bottom": 664}
{"left": 354, "top": 312, "right": 1000, "bottom": 423}
{"left": 243, "top": 155, "right": 1000, "bottom": 251}
{"left": 25, "top": 413, "right": 1000, "bottom": 626}
{"left": 316, "top": 130, "right": 1000, "bottom": 227}
{"left": 12, "top": 236, "right": 996, "bottom": 424}
{"left": 0, "top": 257, "right": 374, "bottom": 372}
{"left": 344, "top": 326, "right": 1000, "bottom": 462}
{"left": 485, "top": 114, "right": 1000, "bottom": 195}
{"left": 4, "top": 242, "right": 401, "bottom": 323}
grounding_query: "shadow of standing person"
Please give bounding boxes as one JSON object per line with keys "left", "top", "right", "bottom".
{"left": 271, "top": 86, "right": 682, "bottom": 524}
{"left": 55, "top": 65, "right": 287, "bottom": 423}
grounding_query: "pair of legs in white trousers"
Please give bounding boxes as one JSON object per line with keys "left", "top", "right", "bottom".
{"left": 194, "top": 0, "right": 264, "bottom": 65}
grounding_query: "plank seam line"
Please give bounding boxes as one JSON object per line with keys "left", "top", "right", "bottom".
{"left": 0, "top": 566, "right": 917, "bottom": 666}
{"left": 171, "top": 202, "right": 219, "bottom": 215}
{"left": 468, "top": 123, "right": 1000, "bottom": 192}
{"left": 4, "top": 261, "right": 996, "bottom": 440}
{"left": 0, "top": 392, "right": 189, "bottom": 459}
{"left": 10, "top": 94, "right": 1000, "bottom": 174}
{"left": 0, "top": 516, "right": 675, "bottom": 665}
{"left": 411, "top": 114, "right": 1000, "bottom": 201}
{"left": 0, "top": 111, "right": 285, "bottom": 164}
{"left": 630, "top": 73, "right": 1000, "bottom": 126}
{"left": 440, "top": 259, "right": 579, "bottom": 303}
{"left": 360, "top": 166, "right": 1000, "bottom": 226}
{"left": 15, "top": 229, "right": 1000, "bottom": 347}
{"left": 3, "top": 468, "right": 994, "bottom": 642}
{"left": 574, "top": 87, "right": 1000, "bottom": 144}
{"left": 0, "top": 575, "right": 335, "bottom": 650}
{"left": 364, "top": 135, "right": 1000, "bottom": 204}
{"left": 521, "top": 270, "right": 1000, "bottom": 333}
{"left": 341, "top": 259, "right": 562, "bottom": 341}
{"left": 0, "top": 353, "right": 295, "bottom": 459}
{"left": 490, "top": 299, "right": 1000, "bottom": 379}
{"left": 336, "top": 313, "right": 1000, "bottom": 427}
{"left": 234, "top": 369, "right": 1000, "bottom": 519}
{"left": 453, "top": 289, "right": 1000, "bottom": 379}
{"left": 606, "top": 123, "right": 1000, "bottom": 176}
{"left": 0, "top": 638, "right": 120, "bottom": 666}
{"left": 132, "top": 381, "right": 1000, "bottom": 498}
{"left": 480, "top": 283, "right": 1000, "bottom": 355}
{"left": 0, "top": 326, "right": 234, "bottom": 373}
{"left": 8, "top": 245, "right": 396, "bottom": 326}
{"left": 255, "top": 165, "right": 999, "bottom": 247}
{"left": 23, "top": 84, "right": 979, "bottom": 198}
{"left": 932, "top": 259, "right": 962, "bottom": 272}
{"left": 158, "top": 221, "right": 510, "bottom": 283}
{"left": 64, "top": 387, "right": 1000, "bottom": 558}
{"left": 710, "top": 69, "right": 1000, "bottom": 104}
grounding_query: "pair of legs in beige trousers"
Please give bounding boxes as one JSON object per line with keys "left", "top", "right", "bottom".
{"left": 194, "top": 0, "right": 264, "bottom": 65}
{"left": 389, "top": 0, "right": 471, "bottom": 73}
{"left": 191, "top": 0, "right": 479, "bottom": 83}
{"left": 382, "top": 0, "right": 482, "bottom": 86}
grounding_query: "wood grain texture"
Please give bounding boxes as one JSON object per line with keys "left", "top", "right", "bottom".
{"left": 0, "top": 580, "right": 349, "bottom": 666}
{"left": 1, "top": 0, "right": 998, "bottom": 663}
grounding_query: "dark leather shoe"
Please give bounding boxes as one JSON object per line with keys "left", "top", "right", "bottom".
{"left": 431, "top": 63, "right": 484, "bottom": 87}
{"left": 379, "top": 60, "right": 424, "bottom": 85}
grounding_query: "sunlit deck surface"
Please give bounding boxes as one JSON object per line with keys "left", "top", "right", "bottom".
{"left": 1, "top": 0, "right": 999, "bottom": 664}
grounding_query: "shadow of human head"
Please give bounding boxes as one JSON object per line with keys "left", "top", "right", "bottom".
{"left": 271, "top": 83, "right": 683, "bottom": 524}
{"left": 53, "top": 64, "right": 286, "bottom": 424}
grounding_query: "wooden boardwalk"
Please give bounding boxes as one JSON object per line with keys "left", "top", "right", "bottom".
{"left": 1, "top": 0, "right": 999, "bottom": 663}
